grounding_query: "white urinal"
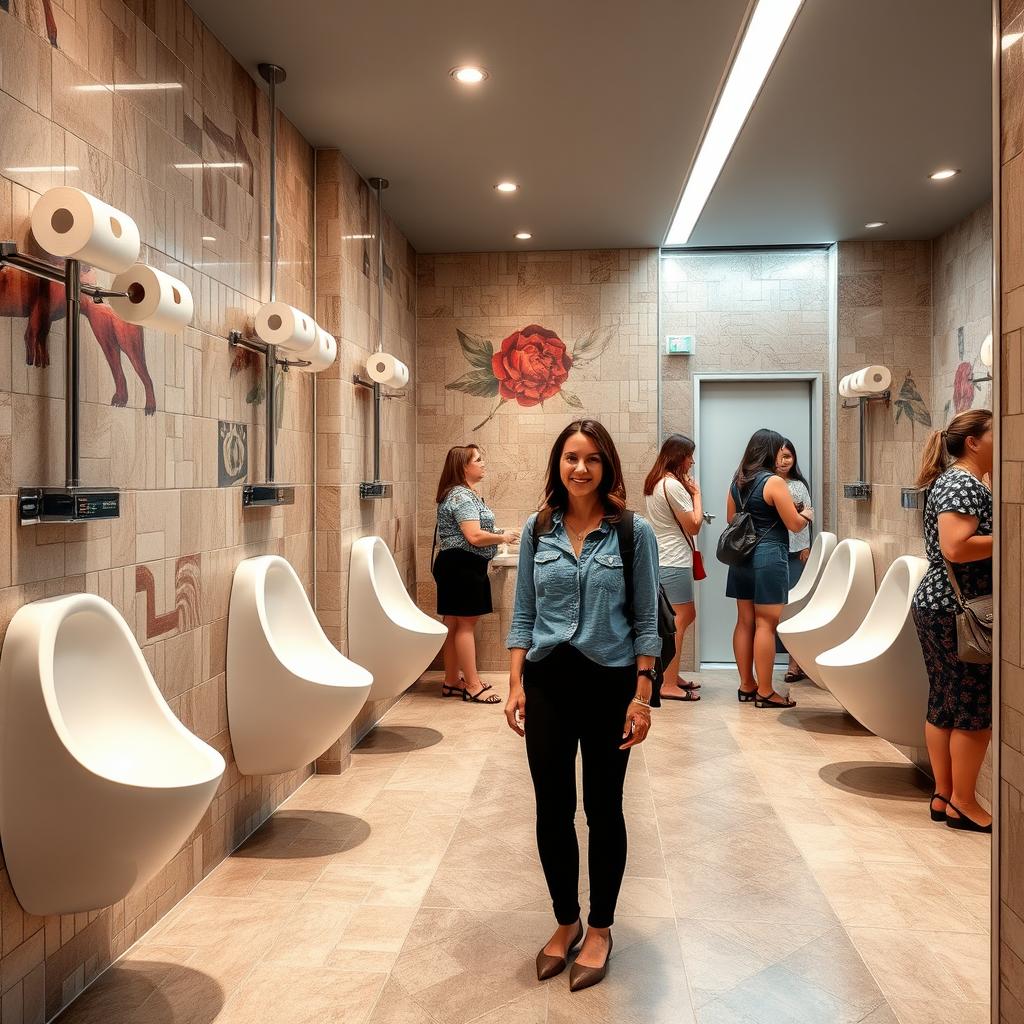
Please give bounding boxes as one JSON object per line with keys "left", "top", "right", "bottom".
{"left": 816, "top": 556, "right": 929, "bottom": 747}
{"left": 776, "top": 539, "right": 875, "bottom": 690}
{"left": 349, "top": 536, "right": 448, "bottom": 700}
{"left": 0, "top": 594, "right": 225, "bottom": 916}
{"left": 227, "top": 556, "right": 372, "bottom": 776}
{"left": 780, "top": 531, "right": 837, "bottom": 624}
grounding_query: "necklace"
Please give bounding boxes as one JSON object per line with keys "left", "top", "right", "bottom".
{"left": 565, "top": 513, "right": 603, "bottom": 542}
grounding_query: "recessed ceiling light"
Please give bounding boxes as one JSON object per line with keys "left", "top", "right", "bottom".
{"left": 495, "top": 181, "right": 518, "bottom": 193}
{"left": 864, "top": 221, "right": 886, "bottom": 229}
{"left": 665, "top": 0, "right": 804, "bottom": 245}
{"left": 1003, "top": 32, "right": 1023, "bottom": 50}
{"left": 514, "top": 231, "right": 532, "bottom": 240}
{"left": 451, "top": 66, "right": 488, "bottom": 84}
{"left": 202, "top": 235, "right": 216, "bottom": 241}
{"left": 929, "top": 168, "right": 960, "bottom": 180}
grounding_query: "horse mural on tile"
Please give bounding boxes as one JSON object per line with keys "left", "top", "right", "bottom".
{"left": 0, "top": 263, "right": 158, "bottom": 414}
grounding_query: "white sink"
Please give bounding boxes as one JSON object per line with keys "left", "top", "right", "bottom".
{"left": 349, "top": 537, "right": 447, "bottom": 701}
{"left": 0, "top": 594, "right": 224, "bottom": 915}
{"left": 227, "top": 556, "right": 372, "bottom": 776}
{"left": 490, "top": 551, "right": 520, "bottom": 568}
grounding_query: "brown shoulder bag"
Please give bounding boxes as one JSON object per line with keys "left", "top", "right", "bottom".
{"left": 943, "top": 557, "right": 993, "bottom": 665}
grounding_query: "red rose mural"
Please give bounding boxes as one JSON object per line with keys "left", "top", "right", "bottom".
{"left": 491, "top": 324, "right": 573, "bottom": 406}
{"left": 446, "top": 322, "right": 615, "bottom": 429}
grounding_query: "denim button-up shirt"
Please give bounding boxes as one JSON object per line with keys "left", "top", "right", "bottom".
{"left": 506, "top": 509, "right": 661, "bottom": 667}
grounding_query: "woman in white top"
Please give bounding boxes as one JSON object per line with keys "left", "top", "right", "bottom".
{"left": 643, "top": 434, "right": 703, "bottom": 701}
{"left": 775, "top": 439, "right": 813, "bottom": 683}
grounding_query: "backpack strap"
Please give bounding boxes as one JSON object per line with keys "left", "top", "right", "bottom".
{"left": 616, "top": 510, "right": 636, "bottom": 627}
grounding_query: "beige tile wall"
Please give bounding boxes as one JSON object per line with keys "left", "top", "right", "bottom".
{"left": 415, "top": 249, "right": 659, "bottom": 671}
{"left": 0, "top": 2, "right": 419, "bottom": 1020}
{"left": 313, "top": 153, "right": 418, "bottom": 769}
{"left": 660, "top": 248, "right": 833, "bottom": 669}
{"left": 835, "top": 240, "right": 934, "bottom": 578}
{"left": 1001, "top": 0, "right": 1024, "bottom": 1016}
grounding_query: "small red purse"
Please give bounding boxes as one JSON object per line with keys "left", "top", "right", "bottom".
{"left": 664, "top": 480, "right": 707, "bottom": 581}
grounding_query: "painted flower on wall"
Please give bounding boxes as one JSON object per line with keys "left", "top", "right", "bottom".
{"left": 446, "top": 323, "right": 615, "bottom": 430}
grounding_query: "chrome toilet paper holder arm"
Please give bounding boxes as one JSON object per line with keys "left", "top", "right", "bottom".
{"left": 0, "top": 242, "right": 126, "bottom": 525}
{"left": 841, "top": 390, "right": 891, "bottom": 502}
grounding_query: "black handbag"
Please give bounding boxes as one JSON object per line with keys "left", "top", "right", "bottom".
{"left": 716, "top": 473, "right": 770, "bottom": 567}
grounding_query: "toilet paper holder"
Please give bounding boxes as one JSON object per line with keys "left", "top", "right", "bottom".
{"left": 0, "top": 242, "right": 133, "bottom": 524}
{"left": 840, "top": 369, "right": 892, "bottom": 503}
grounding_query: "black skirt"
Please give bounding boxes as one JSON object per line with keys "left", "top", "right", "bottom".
{"left": 433, "top": 548, "right": 493, "bottom": 617}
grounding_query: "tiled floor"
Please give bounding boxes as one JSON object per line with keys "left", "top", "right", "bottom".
{"left": 56, "top": 672, "right": 992, "bottom": 1024}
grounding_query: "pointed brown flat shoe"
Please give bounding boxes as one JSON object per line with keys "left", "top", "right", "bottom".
{"left": 569, "top": 934, "right": 612, "bottom": 992}
{"left": 536, "top": 921, "right": 584, "bottom": 981}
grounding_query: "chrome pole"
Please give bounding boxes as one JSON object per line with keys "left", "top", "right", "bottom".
{"left": 368, "top": 177, "right": 389, "bottom": 484}
{"left": 259, "top": 62, "right": 286, "bottom": 484}
{"left": 65, "top": 258, "right": 80, "bottom": 489}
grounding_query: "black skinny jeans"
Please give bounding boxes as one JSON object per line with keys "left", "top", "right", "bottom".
{"left": 523, "top": 643, "right": 635, "bottom": 928}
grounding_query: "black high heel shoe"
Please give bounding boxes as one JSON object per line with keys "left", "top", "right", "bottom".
{"left": 944, "top": 800, "right": 992, "bottom": 834}
{"left": 930, "top": 793, "right": 949, "bottom": 822}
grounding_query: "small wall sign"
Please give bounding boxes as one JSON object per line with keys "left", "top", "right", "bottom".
{"left": 665, "top": 335, "right": 695, "bottom": 355}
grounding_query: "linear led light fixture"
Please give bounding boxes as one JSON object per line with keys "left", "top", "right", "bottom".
{"left": 664, "top": 0, "right": 803, "bottom": 246}
{"left": 173, "top": 162, "right": 245, "bottom": 170}
{"left": 76, "top": 82, "right": 184, "bottom": 92}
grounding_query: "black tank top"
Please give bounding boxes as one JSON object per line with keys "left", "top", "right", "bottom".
{"left": 730, "top": 472, "right": 788, "bottom": 547}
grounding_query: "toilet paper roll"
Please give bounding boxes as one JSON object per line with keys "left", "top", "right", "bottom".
{"left": 255, "top": 302, "right": 317, "bottom": 353}
{"left": 838, "top": 374, "right": 860, "bottom": 399}
{"left": 293, "top": 326, "right": 337, "bottom": 373}
{"left": 980, "top": 333, "right": 993, "bottom": 368}
{"left": 849, "top": 365, "right": 891, "bottom": 394}
{"left": 108, "top": 265, "right": 193, "bottom": 333}
{"left": 31, "top": 187, "right": 141, "bottom": 274}
{"left": 365, "top": 352, "right": 409, "bottom": 389}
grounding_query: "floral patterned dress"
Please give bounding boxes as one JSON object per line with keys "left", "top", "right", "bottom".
{"left": 911, "top": 467, "right": 992, "bottom": 731}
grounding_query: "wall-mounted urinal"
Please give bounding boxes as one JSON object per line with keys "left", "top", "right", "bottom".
{"left": 349, "top": 536, "right": 448, "bottom": 700}
{"left": 227, "top": 556, "right": 372, "bottom": 776}
{"left": 816, "top": 556, "right": 929, "bottom": 747}
{"left": 780, "top": 531, "right": 837, "bottom": 625}
{"left": 0, "top": 594, "right": 225, "bottom": 916}
{"left": 776, "top": 539, "right": 874, "bottom": 690}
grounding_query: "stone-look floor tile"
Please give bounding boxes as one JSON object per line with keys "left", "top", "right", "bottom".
{"left": 215, "top": 965, "right": 386, "bottom": 1024}
{"left": 263, "top": 901, "right": 357, "bottom": 966}
{"left": 53, "top": 669, "right": 991, "bottom": 1023}
{"left": 695, "top": 964, "right": 866, "bottom": 1024}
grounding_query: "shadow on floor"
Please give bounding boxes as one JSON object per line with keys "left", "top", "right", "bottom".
{"left": 355, "top": 725, "right": 443, "bottom": 753}
{"left": 819, "top": 760, "right": 932, "bottom": 800}
{"left": 232, "top": 811, "right": 372, "bottom": 858}
{"left": 54, "top": 962, "right": 224, "bottom": 1024}
{"left": 780, "top": 707, "right": 873, "bottom": 736}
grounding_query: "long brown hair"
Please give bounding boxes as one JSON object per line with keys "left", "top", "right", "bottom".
{"left": 643, "top": 434, "right": 695, "bottom": 496}
{"left": 435, "top": 443, "right": 481, "bottom": 504}
{"left": 537, "top": 420, "right": 627, "bottom": 531}
{"left": 914, "top": 409, "right": 993, "bottom": 490}
{"left": 734, "top": 428, "right": 785, "bottom": 488}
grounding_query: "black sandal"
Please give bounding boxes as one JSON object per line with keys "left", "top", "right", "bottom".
{"left": 783, "top": 670, "right": 807, "bottom": 683}
{"left": 441, "top": 680, "right": 464, "bottom": 698}
{"left": 944, "top": 800, "right": 992, "bottom": 833}
{"left": 737, "top": 687, "right": 758, "bottom": 703}
{"left": 679, "top": 680, "right": 702, "bottom": 691}
{"left": 755, "top": 691, "right": 796, "bottom": 709}
{"left": 463, "top": 683, "right": 502, "bottom": 705}
{"left": 930, "top": 793, "right": 949, "bottom": 822}
{"left": 661, "top": 688, "right": 701, "bottom": 702}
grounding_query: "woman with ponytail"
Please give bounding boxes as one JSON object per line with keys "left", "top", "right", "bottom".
{"left": 911, "top": 408, "right": 994, "bottom": 833}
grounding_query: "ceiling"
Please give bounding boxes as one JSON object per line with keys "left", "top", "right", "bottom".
{"left": 190, "top": 0, "right": 993, "bottom": 253}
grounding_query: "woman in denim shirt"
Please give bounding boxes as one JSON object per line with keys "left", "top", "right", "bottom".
{"left": 505, "top": 419, "right": 660, "bottom": 992}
